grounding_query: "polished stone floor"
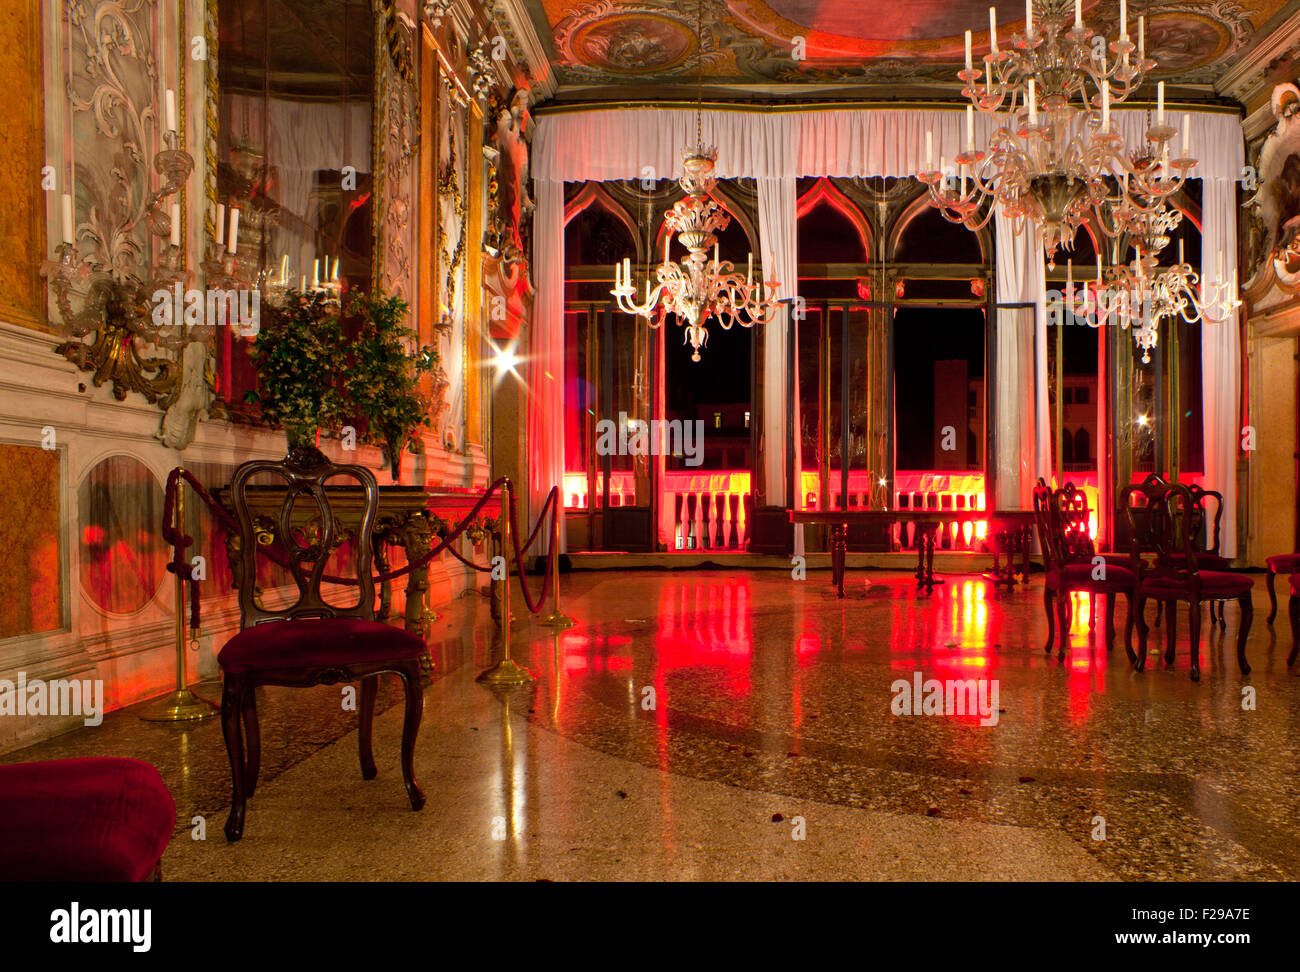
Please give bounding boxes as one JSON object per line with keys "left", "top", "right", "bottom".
{"left": 8, "top": 567, "right": 1299, "bottom": 880}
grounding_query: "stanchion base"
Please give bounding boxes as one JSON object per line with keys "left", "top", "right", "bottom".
{"left": 476, "top": 657, "right": 536, "bottom": 685}
{"left": 139, "top": 689, "right": 218, "bottom": 722}
{"left": 539, "top": 612, "right": 576, "bottom": 629}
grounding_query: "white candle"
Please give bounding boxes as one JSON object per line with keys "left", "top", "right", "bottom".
{"left": 61, "top": 193, "right": 73, "bottom": 244}
{"left": 228, "top": 208, "right": 240, "bottom": 255}
{"left": 1179, "top": 238, "right": 1185, "bottom": 265}
{"left": 1138, "top": 16, "right": 1145, "bottom": 60}
{"left": 1120, "top": 0, "right": 1127, "bottom": 38}
{"left": 1157, "top": 81, "right": 1165, "bottom": 123}
{"left": 989, "top": 7, "right": 998, "bottom": 54}
{"left": 1101, "top": 83, "right": 1110, "bottom": 128}
{"left": 300, "top": 275, "right": 306, "bottom": 291}
{"left": 747, "top": 251, "right": 753, "bottom": 285}
{"left": 966, "top": 105, "right": 974, "bottom": 151}
{"left": 280, "top": 253, "right": 288, "bottom": 282}
{"left": 331, "top": 257, "right": 339, "bottom": 281}
{"left": 1075, "top": 0, "right": 1082, "bottom": 29}
{"left": 965, "top": 30, "right": 972, "bottom": 71}
{"left": 165, "top": 88, "right": 177, "bottom": 134}
{"left": 926, "top": 129, "right": 934, "bottom": 169}
{"left": 1182, "top": 113, "right": 1190, "bottom": 155}
{"left": 623, "top": 257, "right": 630, "bottom": 286}
{"left": 215, "top": 203, "right": 225, "bottom": 246}
{"left": 1028, "top": 79, "right": 1037, "bottom": 125}
{"left": 1025, "top": 0, "right": 1033, "bottom": 35}
{"left": 313, "top": 258, "right": 320, "bottom": 286}
{"left": 663, "top": 235, "right": 670, "bottom": 262}
{"left": 170, "top": 202, "right": 181, "bottom": 247}
{"left": 940, "top": 155, "right": 946, "bottom": 184}
{"left": 713, "top": 241, "right": 719, "bottom": 268}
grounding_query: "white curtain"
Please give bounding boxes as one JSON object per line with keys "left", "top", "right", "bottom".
{"left": 756, "top": 177, "right": 797, "bottom": 508}
{"left": 993, "top": 208, "right": 1047, "bottom": 509}
{"left": 528, "top": 181, "right": 566, "bottom": 546}
{"left": 534, "top": 107, "right": 1242, "bottom": 183}
{"left": 1202, "top": 179, "right": 1241, "bottom": 557}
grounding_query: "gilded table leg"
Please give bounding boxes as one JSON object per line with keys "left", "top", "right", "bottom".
{"left": 397, "top": 512, "right": 437, "bottom": 672}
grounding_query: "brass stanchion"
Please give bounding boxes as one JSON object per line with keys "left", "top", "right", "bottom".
{"left": 142, "top": 467, "right": 218, "bottom": 722}
{"left": 539, "top": 488, "right": 575, "bottom": 629}
{"left": 477, "top": 480, "right": 534, "bottom": 685}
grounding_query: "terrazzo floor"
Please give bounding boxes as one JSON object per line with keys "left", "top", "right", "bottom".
{"left": 8, "top": 567, "right": 1299, "bottom": 881}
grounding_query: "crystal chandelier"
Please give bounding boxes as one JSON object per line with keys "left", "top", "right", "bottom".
{"left": 1059, "top": 233, "right": 1241, "bottom": 364}
{"left": 920, "top": 0, "right": 1195, "bottom": 263}
{"left": 609, "top": 0, "right": 780, "bottom": 361}
{"left": 611, "top": 147, "right": 781, "bottom": 361}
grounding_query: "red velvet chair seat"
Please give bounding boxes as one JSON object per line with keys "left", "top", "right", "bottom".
{"left": 219, "top": 617, "right": 425, "bottom": 672}
{"left": 1268, "top": 553, "right": 1300, "bottom": 573}
{"left": 1140, "top": 571, "right": 1253, "bottom": 598}
{"left": 0, "top": 758, "right": 175, "bottom": 881}
{"left": 1046, "top": 563, "right": 1136, "bottom": 587}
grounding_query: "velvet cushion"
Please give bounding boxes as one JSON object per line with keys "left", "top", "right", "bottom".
{"left": 1046, "top": 563, "right": 1135, "bottom": 587}
{"left": 0, "top": 758, "right": 175, "bottom": 881}
{"left": 1140, "top": 571, "right": 1253, "bottom": 597}
{"left": 219, "top": 616, "right": 424, "bottom": 672}
{"left": 1268, "top": 553, "right": 1300, "bottom": 573}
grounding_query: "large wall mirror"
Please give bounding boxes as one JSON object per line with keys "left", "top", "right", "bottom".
{"left": 215, "top": 0, "right": 377, "bottom": 416}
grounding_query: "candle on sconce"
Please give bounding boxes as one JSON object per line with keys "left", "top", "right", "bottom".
{"left": 165, "top": 88, "right": 177, "bottom": 134}
{"left": 747, "top": 251, "right": 753, "bottom": 285}
{"left": 313, "top": 258, "right": 320, "bottom": 287}
{"left": 663, "top": 235, "right": 670, "bottom": 262}
{"left": 1157, "top": 81, "right": 1165, "bottom": 123}
{"left": 228, "top": 208, "right": 240, "bottom": 255}
{"left": 623, "top": 257, "right": 631, "bottom": 289}
{"left": 1182, "top": 113, "right": 1190, "bottom": 155}
{"left": 61, "top": 193, "right": 73, "bottom": 244}
{"left": 1120, "top": 0, "right": 1127, "bottom": 38}
{"left": 215, "top": 203, "right": 225, "bottom": 247}
{"left": 1025, "top": 0, "right": 1033, "bottom": 36}
{"left": 989, "top": 6, "right": 998, "bottom": 54}
{"left": 170, "top": 202, "right": 181, "bottom": 247}
{"left": 964, "top": 30, "right": 972, "bottom": 71}
{"left": 331, "top": 257, "right": 339, "bottom": 281}
{"left": 1074, "top": 0, "right": 1082, "bottom": 29}
{"left": 1138, "top": 16, "right": 1145, "bottom": 60}
{"left": 1179, "top": 238, "right": 1185, "bottom": 265}
{"left": 925, "top": 128, "right": 934, "bottom": 170}
{"left": 713, "top": 241, "right": 719, "bottom": 268}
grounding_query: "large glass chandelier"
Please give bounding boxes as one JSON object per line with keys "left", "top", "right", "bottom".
{"left": 609, "top": 0, "right": 780, "bottom": 362}
{"left": 920, "top": 0, "right": 1195, "bottom": 264}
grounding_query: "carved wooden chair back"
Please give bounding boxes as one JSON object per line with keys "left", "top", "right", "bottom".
{"left": 230, "top": 446, "right": 378, "bottom": 630}
{"left": 1032, "top": 478, "right": 1065, "bottom": 572}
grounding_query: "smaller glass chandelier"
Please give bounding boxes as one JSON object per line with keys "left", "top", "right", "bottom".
{"left": 1060, "top": 235, "right": 1241, "bottom": 363}
{"left": 611, "top": 148, "right": 781, "bottom": 361}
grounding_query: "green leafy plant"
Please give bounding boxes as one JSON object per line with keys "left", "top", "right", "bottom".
{"left": 344, "top": 290, "right": 439, "bottom": 479}
{"left": 243, "top": 289, "right": 346, "bottom": 447}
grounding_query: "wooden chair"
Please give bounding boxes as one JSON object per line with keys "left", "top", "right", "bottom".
{"left": 218, "top": 446, "right": 425, "bottom": 841}
{"left": 1034, "top": 478, "right": 1137, "bottom": 662}
{"left": 1264, "top": 553, "right": 1300, "bottom": 624}
{"left": 1129, "top": 483, "right": 1253, "bottom": 682}
{"left": 1285, "top": 574, "right": 1300, "bottom": 666}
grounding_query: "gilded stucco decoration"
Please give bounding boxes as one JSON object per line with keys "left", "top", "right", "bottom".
{"left": 481, "top": 86, "right": 533, "bottom": 343}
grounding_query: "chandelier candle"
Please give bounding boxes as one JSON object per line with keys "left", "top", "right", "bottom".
{"left": 61, "top": 193, "right": 73, "bottom": 244}
{"left": 228, "top": 208, "right": 239, "bottom": 255}
{"left": 170, "top": 203, "right": 181, "bottom": 248}
{"left": 215, "top": 203, "right": 225, "bottom": 247}
{"left": 989, "top": 7, "right": 997, "bottom": 54}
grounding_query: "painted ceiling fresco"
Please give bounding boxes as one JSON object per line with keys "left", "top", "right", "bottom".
{"left": 533, "top": 0, "right": 1291, "bottom": 89}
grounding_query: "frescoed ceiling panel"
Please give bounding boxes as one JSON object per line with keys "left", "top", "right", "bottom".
{"left": 527, "top": 0, "right": 1293, "bottom": 92}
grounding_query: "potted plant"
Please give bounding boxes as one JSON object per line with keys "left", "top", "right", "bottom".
{"left": 344, "top": 290, "right": 439, "bottom": 481}
{"left": 243, "top": 289, "right": 346, "bottom": 450}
